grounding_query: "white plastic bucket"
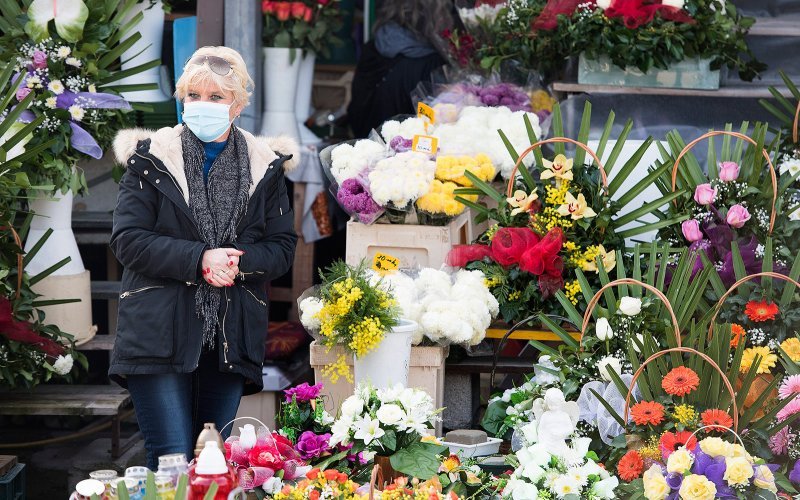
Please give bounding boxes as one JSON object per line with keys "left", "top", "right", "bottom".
{"left": 353, "top": 319, "right": 417, "bottom": 389}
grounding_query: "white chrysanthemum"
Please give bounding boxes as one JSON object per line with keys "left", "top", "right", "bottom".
{"left": 56, "top": 46, "right": 71, "bottom": 58}
{"left": 329, "top": 139, "right": 386, "bottom": 184}
{"left": 45, "top": 97, "right": 57, "bottom": 109}
{"left": 368, "top": 152, "right": 435, "bottom": 206}
{"left": 53, "top": 354, "right": 73, "bottom": 375}
{"left": 299, "top": 296, "right": 323, "bottom": 331}
{"left": 65, "top": 57, "right": 82, "bottom": 67}
{"left": 421, "top": 301, "right": 474, "bottom": 344}
{"left": 415, "top": 268, "right": 452, "bottom": 296}
{"left": 68, "top": 105, "right": 84, "bottom": 121}
{"left": 47, "top": 79, "right": 64, "bottom": 95}
{"left": 380, "top": 116, "right": 426, "bottom": 142}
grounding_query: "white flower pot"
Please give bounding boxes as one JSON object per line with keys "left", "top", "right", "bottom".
{"left": 119, "top": 0, "right": 170, "bottom": 102}
{"left": 295, "top": 52, "right": 320, "bottom": 145}
{"left": 353, "top": 319, "right": 417, "bottom": 389}
{"left": 24, "top": 190, "right": 96, "bottom": 345}
{"left": 260, "top": 47, "right": 301, "bottom": 140}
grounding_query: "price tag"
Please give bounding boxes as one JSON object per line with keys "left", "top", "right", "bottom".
{"left": 372, "top": 252, "right": 400, "bottom": 274}
{"left": 412, "top": 135, "right": 439, "bottom": 155}
{"left": 417, "top": 102, "right": 435, "bottom": 125}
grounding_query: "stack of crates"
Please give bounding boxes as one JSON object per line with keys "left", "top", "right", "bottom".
{"left": 0, "top": 456, "right": 25, "bottom": 500}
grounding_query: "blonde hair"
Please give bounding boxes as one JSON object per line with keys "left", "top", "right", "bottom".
{"left": 175, "top": 46, "right": 254, "bottom": 107}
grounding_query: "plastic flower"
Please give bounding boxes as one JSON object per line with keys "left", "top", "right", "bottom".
{"left": 700, "top": 409, "right": 734, "bottom": 432}
{"left": 724, "top": 456, "right": 754, "bottom": 486}
{"left": 56, "top": 46, "right": 71, "bottom": 58}
{"left": 679, "top": 474, "right": 716, "bottom": 500}
{"left": 582, "top": 244, "right": 616, "bottom": 273}
{"left": 631, "top": 401, "right": 665, "bottom": 426}
{"left": 777, "top": 397, "right": 800, "bottom": 422}
{"left": 779, "top": 374, "right": 800, "bottom": 400}
{"left": 740, "top": 346, "right": 777, "bottom": 374}
{"left": 617, "top": 450, "right": 644, "bottom": 481}
{"left": 642, "top": 464, "right": 669, "bottom": 499}
{"left": 693, "top": 184, "right": 717, "bottom": 205}
{"left": 662, "top": 366, "right": 700, "bottom": 397}
{"left": 730, "top": 324, "right": 746, "bottom": 348}
{"left": 284, "top": 382, "right": 323, "bottom": 403}
{"left": 781, "top": 338, "right": 800, "bottom": 362}
{"left": 557, "top": 191, "right": 596, "bottom": 220}
{"left": 506, "top": 189, "right": 538, "bottom": 216}
{"left": 666, "top": 448, "right": 694, "bottom": 474}
{"left": 660, "top": 431, "right": 697, "bottom": 460}
{"left": 47, "top": 79, "right": 64, "bottom": 95}
{"left": 65, "top": 56, "right": 82, "bottom": 67}
{"left": 745, "top": 300, "right": 779, "bottom": 322}
{"left": 540, "top": 154, "right": 574, "bottom": 181}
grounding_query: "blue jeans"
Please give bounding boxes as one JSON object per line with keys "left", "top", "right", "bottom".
{"left": 126, "top": 348, "right": 244, "bottom": 470}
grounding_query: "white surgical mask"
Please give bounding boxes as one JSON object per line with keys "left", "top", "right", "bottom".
{"left": 182, "top": 101, "right": 232, "bottom": 142}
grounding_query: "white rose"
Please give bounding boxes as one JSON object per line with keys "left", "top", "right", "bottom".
{"left": 340, "top": 396, "right": 364, "bottom": 417}
{"left": 376, "top": 404, "right": 405, "bottom": 426}
{"left": 596, "top": 0, "right": 612, "bottom": 9}
{"left": 597, "top": 356, "right": 622, "bottom": 382}
{"left": 595, "top": 317, "right": 614, "bottom": 340}
{"left": 53, "top": 354, "right": 73, "bottom": 375}
{"left": 619, "top": 296, "right": 642, "bottom": 316}
{"left": 662, "top": 0, "right": 684, "bottom": 7}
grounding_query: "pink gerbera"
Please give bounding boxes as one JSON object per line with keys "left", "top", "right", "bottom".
{"left": 777, "top": 397, "right": 800, "bottom": 422}
{"left": 770, "top": 426, "right": 791, "bottom": 455}
{"left": 779, "top": 375, "right": 800, "bottom": 400}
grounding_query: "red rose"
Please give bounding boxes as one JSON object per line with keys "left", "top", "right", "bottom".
{"left": 247, "top": 445, "right": 284, "bottom": 471}
{"left": 490, "top": 227, "right": 540, "bottom": 267}
{"left": 262, "top": 0, "right": 276, "bottom": 14}
{"left": 290, "top": 1, "right": 306, "bottom": 19}
{"left": 303, "top": 5, "right": 313, "bottom": 22}
{"left": 275, "top": 2, "right": 291, "bottom": 21}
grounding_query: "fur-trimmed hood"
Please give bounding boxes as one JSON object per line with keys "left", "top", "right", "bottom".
{"left": 113, "top": 124, "right": 299, "bottom": 202}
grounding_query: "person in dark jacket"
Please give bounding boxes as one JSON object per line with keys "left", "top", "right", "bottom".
{"left": 110, "top": 46, "right": 298, "bottom": 469}
{"left": 347, "top": 0, "right": 455, "bottom": 138}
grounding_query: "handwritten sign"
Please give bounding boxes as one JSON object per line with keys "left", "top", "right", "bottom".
{"left": 417, "top": 102, "right": 435, "bottom": 125}
{"left": 412, "top": 135, "right": 439, "bottom": 155}
{"left": 372, "top": 252, "right": 400, "bottom": 274}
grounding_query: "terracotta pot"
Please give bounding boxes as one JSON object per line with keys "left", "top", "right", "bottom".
{"left": 736, "top": 373, "right": 777, "bottom": 420}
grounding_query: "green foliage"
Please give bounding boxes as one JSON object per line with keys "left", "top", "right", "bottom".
{"left": 389, "top": 441, "right": 448, "bottom": 480}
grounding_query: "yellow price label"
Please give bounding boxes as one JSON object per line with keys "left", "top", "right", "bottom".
{"left": 417, "top": 102, "right": 435, "bottom": 126}
{"left": 411, "top": 135, "right": 438, "bottom": 155}
{"left": 372, "top": 252, "right": 400, "bottom": 274}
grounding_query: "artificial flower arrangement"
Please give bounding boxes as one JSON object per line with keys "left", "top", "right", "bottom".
{"left": 276, "top": 382, "right": 337, "bottom": 461}
{"left": 448, "top": 102, "right": 686, "bottom": 325}
{"left": 434, "top": 451, "right": 498, "bottom": 498}
{"left": 262, "top": 0, "right": 343, "bottom": 59}
{"left": 273, "top": 468, "right": 367, "bottom": 500}
{"left": 772, "top": 337, "right": 800, "bottom": 494}
{"left": 653, "top": 124, "right": 799, "bottom": 286}
{"left": 0, "top": 0, "right": 157, "bottom": 194}
{"left": 298, "top": 261, "right": 400, "bottom": 383}
{"left": 500, "top": 387, "right": 620, "bottom": 499}
{"left": 328, "top": 383, "right": 445, "bottom": 481}
{"left": 368, "top": 152, "right": 436, "bottom": 223}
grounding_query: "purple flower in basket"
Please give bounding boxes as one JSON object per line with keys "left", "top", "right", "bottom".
{"left": 283, "top": 382, "right": 323, "bottom": 403}
{"left": 665, "top": 472, "right": 683, "bottom": 490}
{"left": 389, "top": 136, "right": 413, "bottom": 153}
{"left": 790, "top": 460, "right": 800, "bottom": 485}
{"left": 337, "top": 178, "right": 382, "bottom": 217}
{"left": 32, "top": 50, "right": 48, "bottom": 69}
{"left": 296, "top": 431, "right": 332, "bottom": 460}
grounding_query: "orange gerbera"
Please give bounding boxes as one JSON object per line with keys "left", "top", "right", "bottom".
{"left": 730, "top": 324, "right": 746, "bottom": 348}
{"left": 662, "top": 366, "right": 700, "bottom": 397}
{"left": 659, "top": 431, "right": 697, "bottom": 460}
{"left": 617, "top": 450, "right": 644, "bottom": 482}
{"left": 631, "top": 401, "right": 665, "bottom": 426}
{"left": 745, "top": 300, "right": 779, "bottom": 322}
{"left": 701, "top": 409, "right": 734, "bottom": 432}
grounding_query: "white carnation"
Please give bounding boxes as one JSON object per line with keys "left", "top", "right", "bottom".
{"left": 53, "top": 354, "right": 73, "bottom": 375}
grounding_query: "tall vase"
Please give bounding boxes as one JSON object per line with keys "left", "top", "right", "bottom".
{"left": 353, "top": 319, "right": 416, "bottom": 389}
{"left": 260, "top": 47, "right": 301, "bottom": 140}
{"left": 119, "top": 0, "right": 169, "bottom": 102}
{"left": 24, "top": 190, "right": 96, "bottom": 345}
{"left": 294, "top": 52, "right": 319, "bottom": 145}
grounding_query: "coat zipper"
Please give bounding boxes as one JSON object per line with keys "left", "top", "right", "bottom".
{"left": 238, "top": 270, "right": 264, "bottom": 281}
{"left": 239, "top": 284, "right": 267, "bottom": 306}
{"left": 119, "top": 285, "right": 164, "bottom": 299}
{"left": 221, "top": 287, "right": 230, "bottom": 364}
{"left": 136, "top": 153, "right": 183, "bottom": 195}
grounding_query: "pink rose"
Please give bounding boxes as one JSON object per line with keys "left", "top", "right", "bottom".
{"left": 32, "top": 50, "right": 47, "bottom": 69}
{"left": 719, "top": 161, "right": 740, "bottom": 182}
{"left": 726, "top": 204, "right": 751, "bottom": 228}
{"left": 693, "top": 184, "right": 717, "bottom": 205}
{"left": 16, "top": 86, "right": 31, "bottom": 101}
{"left": 681, "top": 219, "right": 703, "bottom": 242}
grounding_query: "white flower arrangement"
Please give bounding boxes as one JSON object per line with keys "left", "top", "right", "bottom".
{"left": 433, "top": 106, "right": 542, "bottom": 179}
{"left": 329, "top": 139, "right": 387, "bottom": 185}
{"left": 380, "top": 117, "right": 427, "bottom": 143}
{"left": 329, "top": 383, "right": 439, "bottom": 452}
{"left": 52, "top": 354, "right": 74, "bottom": 375}
{"left": 368, "top": 152, "right": 435, "bottom": 207}
{"left": 458, "top": 4, "right": 504, "bottom": 26}
{"left": 503, "top": 388, "right": 619, "bottom": 500}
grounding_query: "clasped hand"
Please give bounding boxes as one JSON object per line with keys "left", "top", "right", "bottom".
{"left": 201, "top": 248, "right": 244, "bottom": 287}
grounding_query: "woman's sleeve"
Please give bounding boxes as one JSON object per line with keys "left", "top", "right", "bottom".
{"left": 110, "top": 165, "right": 208, "bottom": 283}
{"left": 235, "top": 168, "right": 298, "bottom": 282}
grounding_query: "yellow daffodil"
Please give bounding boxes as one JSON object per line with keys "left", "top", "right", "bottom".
{"left": 583, "top": 245, "right": 616, "bottom": 273}
{"left": 556, "top": 191, "right": 596, "bottom": 220}
{"left": 506, "top": 189, "right": 538, "bottom": 216}
{"left": 541, "top": 154, "right": 574, "bottom": 182}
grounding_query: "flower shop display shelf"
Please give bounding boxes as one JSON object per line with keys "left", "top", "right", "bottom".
{"left": 309, "top": 342, "right": 448, "bottom": 434}
{"left": 345, "top": 211, "right": 474, "bottom": 270}
{"left": 577, "top": 53, "right": 721, "bottom": 90}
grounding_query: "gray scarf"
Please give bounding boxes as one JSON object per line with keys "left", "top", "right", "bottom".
{"left": 182, "top": 125, "right": 252, "bottom": 348}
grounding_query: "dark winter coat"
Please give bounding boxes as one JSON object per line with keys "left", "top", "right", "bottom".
{"left": 109, "top": 124, "right": 299, "bottom": 395}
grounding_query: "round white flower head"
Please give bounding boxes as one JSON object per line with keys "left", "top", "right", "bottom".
{"left": 65, "top": 57, "right": 82, "bottom": 67}
{"left": 597, "top": 356, "right": 622, "bottom": 382}
{"left": 53, "top": 354, "right": 73, "bottom": 375}
{"left": 595, "top": 317, "right": 614, "bottom": 340}
{"left": 376, "top": 403, "right": 405, "bottom": 426}
{"left": 619, "top": 296, "right": 642, "bottom": 316}
{"left": 596, "top": 0, "right": 612, "bottom": 8}
{"left": 45, "top": 96, "right": 57, "bottom": 109}
{"left": 69, "top": 104, "right": 85, "bottom": 122}
{"left": 56, "top": 46, "right": 71, "bottom": 58}
{"left": 298, "top": 296, "right": 323, "bottom": 331}
{"left": 47, "top": 80, "right": 64, "bottom": 95}
{"left": 340, "top": 395, "right": 364, "bottom": 418}
{"left": 552, "top": 475, "right": 582, "bottom": 497}
{"left": 662, "top": 0, "right": 685, "bottom": 7}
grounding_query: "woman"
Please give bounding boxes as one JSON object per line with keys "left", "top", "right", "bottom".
{"left": 347, "top": 0, "right": 455, "bottom": 137}
{"left": 110, "top": 46, "right": 298, "bottom": 469}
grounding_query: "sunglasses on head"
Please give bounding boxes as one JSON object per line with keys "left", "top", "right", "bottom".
{"left": 187, "top": 55, "right": 233, "bottom": 76}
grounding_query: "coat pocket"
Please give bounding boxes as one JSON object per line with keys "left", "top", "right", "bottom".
{"left": 115, "top": 285, "right": 178, "bottom": 360}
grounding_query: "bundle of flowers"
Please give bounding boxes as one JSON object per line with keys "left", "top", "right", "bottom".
{"left": 298, "top": 261, "right": 400, "bottom": 381}
{"left": 380, "top": 117, "right": 428, "bottom": 144}
{"left": 415, "top": 180, "right": 473, "bottom": 225}
{"left": 368, "top": 152, "right": 436, "bottom": 215}
{"left": 378, "top": 476, "right": 461, "bottom": 500}
{"left": 323, "top": 139, "right": 389, "bottom": 224}
{"left": 276, "top": 382, "right": 334, "bottom": 451}
{"left": 273, "top": 468, "right": 365, "bottom": 500}
{"left": 328, "top": 139, "right": 387, "bottom": 185}
{"left": 501, "top": 387, "right": 619, "bottom": 499}
{"left": 370, "top": 268, "right": 498, "bottom": 346}
{"left": 435, "top": 154, "right": 496, "bottom": 187}
{"left": 336, "top": 178, "right": 383, "bottom": 224}
{"left": 224, "top": 425, "right": 308, "bottom": 492}
{"left": 262, "top": 0, "right": 343, "bottom": 59}
{"left": 329, "top": 383, "right": 445, "bottom": 480}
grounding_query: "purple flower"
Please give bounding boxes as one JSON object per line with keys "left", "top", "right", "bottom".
{"left": 389, "top": 136, "right": 412, "bottom": 153}
{"left": 357, "top": 451, "right": 371, "bottom": 465}
{"left": 769, "top": 427, "right": 790, "bottom": 455}
{"left": 295, "top": 431, "right": 332, "bottom": 460}
{"left": 666, "top": 472, "right": 683, "bottom": 490}
{"left": 283, "top": 382, "right": 322, "bottom": 403}
{"left": 16, "top": 86, "right": 31, "bottom": 102}
{"left": 32, "top": 50, "right": 48, "bottom": 69}
{"left": 337, "top": 178, "right": 382, "bottom": 218}
{"left": 790, "top": 460, "right": 800, "bottom": 485}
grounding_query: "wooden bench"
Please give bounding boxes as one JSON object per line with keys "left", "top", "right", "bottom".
{"left": 0, "top": 385, "right": 137, "bottom": 458}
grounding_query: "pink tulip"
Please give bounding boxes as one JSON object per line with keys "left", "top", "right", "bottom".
{"left": 693, "top": 184, "right": 717, "bottom": 205}
{"left": 719, "top": 161, "right": 740, "bottom": 182}
{"left": 726, "top": 204, "right": 751, "bottom": 228}
{"left": 681, "top": 219, "right": 703, "bottom": 242}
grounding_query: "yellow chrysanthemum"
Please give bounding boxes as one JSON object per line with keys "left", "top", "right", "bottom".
{"left": 416, "top": 180, "right": 472, "bottom": 216}
{"left": 740, "top": 346, "right": 778, "bottom": 375}
{"left": 781, "top": 338, "right": 800, "bottom": 362}
{"left": 434, "top": 153, "right": 495, "bottom": 187}
{"left": 673, "top": 404, "right": 697, "bottom": 426}
{"left": 531, "top": 89, "right": 556, "bottom": 113}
